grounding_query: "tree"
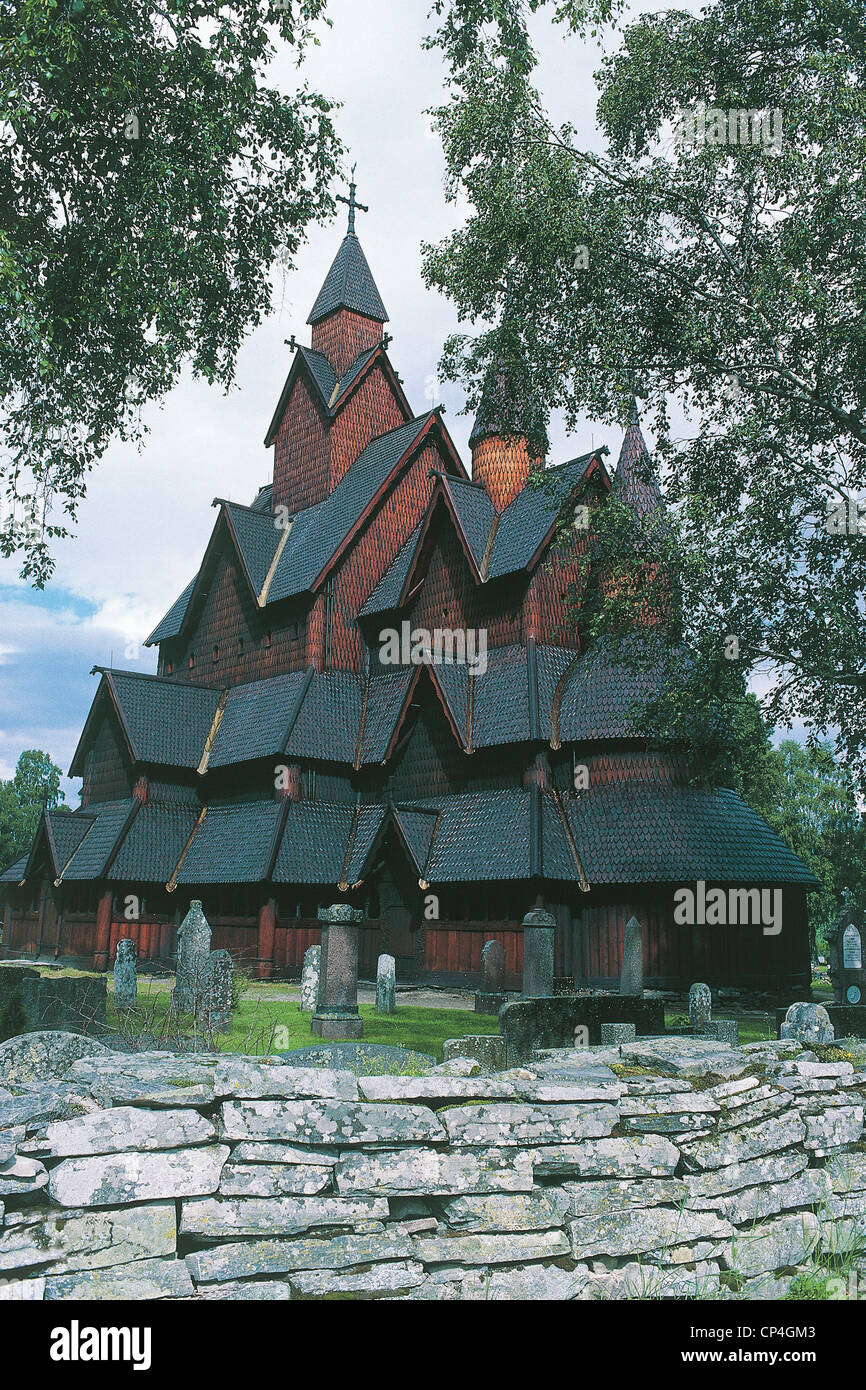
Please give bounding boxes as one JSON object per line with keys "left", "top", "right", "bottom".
{"left": 741, "top": 738, "right": 866, "bottom": 951}
{"left": 423, "top": 0, "right": 866, "bottom": 788}
{"left": 1, "top": 0, "right": 343, "bottom": 584}
{"left": 0, "top": 749, "right": 66, "bottom": 870}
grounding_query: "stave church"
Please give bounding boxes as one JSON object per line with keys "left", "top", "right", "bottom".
{"left": 1, "top": 187, "right": 817, "bottom": 991}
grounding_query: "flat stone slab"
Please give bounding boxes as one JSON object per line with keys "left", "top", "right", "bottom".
{"left": 186, "top": 1231, "right": 414, "bottom": 1283}
{"left": 213, "top": 1060, "right": 358, "bottom": 1101}
{"left": 441, "top": 1103, "right": 617, "bottom": 1146}
{"left": 48, "top": 1145, "right": 230, "bottom": 1207}
{"left": 44, "top": 1106, "right": 216, "bottom": 1157}
{"left": 412, "top": 1229, "right": 570, "bottom": 1266}
{"left": 725, "top": 1213, "right": 820, "bottom": 1277}
{"left": 180, "top": 1194, "right": 388, "bottom": 1237}
{"left": 561, "top": 1178, "right": 689, "bottom": 1218}
{"left": 0, "top": 1032, "right": 112, "bottom": 1086}
{"left": 230, "top": 1142, "right": 339, "bottom": 1167}
{"left": 531, "top": 1135, "right": 680, "bottom": 1178}
{"left": 357, "top": 1076, "right": 518, "bottom": 1102}
{"left": 617, "top": 1038, "right": 750, "bottom": 1079}
{"left": 219, "top": 1100, "right": 446, "bottom": 1145}
{"left": 279, "top": 1044, "right": 436, "bottom": 1076}
{"left": 44, "top": 1257, "right": 195, "bottom": 1301}
{"left": 679, "top": 1111, "right": 806, "bottom": 1172}
{"left": 335, "top": 1147, "right": 535, "bottom": 1196}
{"left": 684, "top": 1151, "right": 809, "bottom": 1200}
{"left": 290, "top": 1261, "right": 425, "bottom": 1297}
{"left": 0, "top": 1202, "right": 175, "bottom": 1276}
{"left": 702, "top": 1169, "right": 831, "bottom": 1224}
{"left": 569, "top": 1207, "right": 733, "bottom": 1260}
{"left": 440, "top": 1192, "right": 564, "bottom": 1232}
{"left": 219, "top": 1163, "right": 332, "bottom": 1198}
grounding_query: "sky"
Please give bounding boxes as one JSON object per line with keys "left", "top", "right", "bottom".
{"left": 0, "top": 0, "right": 704, "bottom": 801}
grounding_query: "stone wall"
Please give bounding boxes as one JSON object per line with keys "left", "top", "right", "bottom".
{"left": 0, "top": 965, "right": 106, "bottom": 1040}
{"left": 1, "top": 1034, "right": 865, "bottom": 1301}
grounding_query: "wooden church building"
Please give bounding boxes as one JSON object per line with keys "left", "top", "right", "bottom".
{"left": 1, "top": 195, "right": 817, "bottom": 991}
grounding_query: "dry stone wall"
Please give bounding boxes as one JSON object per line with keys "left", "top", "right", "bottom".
{"left": 1, "top": 1034, "right": 865, "bottom": 1301}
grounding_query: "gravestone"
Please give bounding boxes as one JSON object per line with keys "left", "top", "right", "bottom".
{"left": 842, "top": 920, "right": 863, "bottom": 1005}
{"left": 376, "top": 954, "right": 396, "bottom": 1015}
{"left": 113, "top": 939, "right": 137, "bottom": 1013}
{"left": 522, "top": 910, "right": 556, "bottom": 998}
{"left": 311, "top": 904, "right": 364, "bottom": 1040}
{"left": 779, "top": 1001, "right": 835, "bottom": 1045}
{"left": 499, "top": 995, "right": 665, "bottom": 1065}
{"left": 475, "top": 939, "right": 507, "bottom": 1015}
{"left": 300, "top": 945, "right": 321, "bottom": 1013}
{"left": 600, "top": 1022, "right": 636, "bottom": 1046}
{"left": 689, "top": 982, "right": 712, "bottom": 1032}
{"left": 172, "top": 901, "right": 212, "bottom": 1015}
{"left": 620, "top": 916, "right": 644, "bottom": 997}
{"left": 204, "top": 949, "right": 234, "bottom": 1033}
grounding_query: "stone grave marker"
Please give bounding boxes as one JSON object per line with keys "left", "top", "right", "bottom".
{"left": 113, "top": 939, "right": 137, "bottom": 1013}
{"left": 300, "top": 945, "right": 321, "bottom": 1013}
{"left": 620, "top": 916, "right": 644, "bottom": 997}
{"left": 311, "top": 905, "right": 364, "bottom": 1040}
{"left": 204, "top": 949, "right": 234, "bottom": 1034}
{"left": 780, "top": 1001, "right": 835, "bottom": 1045}
{"left": 689, "top": 982, "right": 712, "bottom": 1032}
{"left": 475, "top": 939, "right": 507, "bottom": 1015}
{"left": 376, "top": 954, "right": 396, "bottom": 1015}
{"left": 172, "top": 901, "right": 212, "bottom": 1015}
{"left": 522, "top": 910, "right": 555, "bottom": 998}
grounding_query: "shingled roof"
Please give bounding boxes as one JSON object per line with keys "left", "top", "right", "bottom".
{"left": 307, "top": 234, "right": 389, "bottom": 325}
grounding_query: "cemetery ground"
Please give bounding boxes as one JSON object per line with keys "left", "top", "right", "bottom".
{"left": 4, "top": 963, "right": 786, "bottom": 1054}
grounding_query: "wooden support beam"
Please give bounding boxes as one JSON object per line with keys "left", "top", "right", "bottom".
{"left": 93, "top": 889, "right": 113, "bottom": 972}
{"left": 257, "top": 896, "right": 277, "bottom": 981}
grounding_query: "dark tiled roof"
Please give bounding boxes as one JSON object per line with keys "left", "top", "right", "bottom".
{"left": 488, "top": 454, "right": 596, "bottom": 579}
{"left": 250, "top": 484, "right": 274, "bottom": 514}
{"left": 411, "top": 790, "right": 532, "bottom": 882}
{"left": 109, "top": 801, "right": 200, "bottom": 884}
{"left": 145, "top": 576, "right": 197, "bottom": 646}
{"left": 272, "top": 802, "right": 355, "bottom": 884}
{"left": 267, "top": 415, "right": 433, "bottom": 601}
{"left": 45, "top": 812, "right": 97, "bottom": 876}
{"left": 297, "top": 345, "right": 337, "bottom": 406}
{"left": 332, "top": 346, "right": 380, "bottom": 407}
{"left": 429, "top": 661, "right": 468, "bottom": 744}
{"left": 393, "top": 808, "right": 439, "bottom": 876}
{"left": 224, "top": 503, "right": 281, "bottom": 594}
{"left": 343, "top": 804, "right": 389, "bottom": 882}
{"left": 443, "top": 477, "right": 497, "bottom": 570}
{"left": 175, "top": 801, "right": 282, "bottom": 884}
{"left": 611, "top": 401, "right": 670, "bottom": 541}
{"left": 60, "top": 800, "right": 136, "bottom": 881}
{"left": 285, "top": 671, "right": 363, "bottom": 763}
{"left": 209, "top": 671, "right": 311, "bottom": 769}
{"left": 556, "top": 637, "right": 670, "bottom": 744}
{"left": 359, "top": 669, "right": 416, "bottom": 763}
{"left": 307, "top": 234, "right": 388, "bottom": 325}
{"left": 470, "top": 645, "right": 530, "bottom": 748}
{"left": 561, "top": 784, "right": 820, "bottom": 885}
{"left": 0, "top": 854, "right": 29, "bottom": 883}
{"left": 358, "top": 523, "right": 423, "bottom": 617}
{"left": 108, "top": 672, "right": 221, "bottom": 768}
{"left": 469, "top": 356, "right": 548, "bottom": 450}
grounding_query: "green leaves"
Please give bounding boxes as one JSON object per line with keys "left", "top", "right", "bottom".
{"left": 0, "top": 0, "right": 342, "bottom": 584}
{"left": 426, "top": 0, "right": 866, "bottom": 791}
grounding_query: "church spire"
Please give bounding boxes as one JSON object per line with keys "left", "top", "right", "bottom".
{"left": 611, "top": 398, "right": 667, "bottom": 531}
{"left": 469, "top": 322, "right": 548, "bottom": 512}
{"left": 306, "top": 169, "right": 388, "bottom": 375}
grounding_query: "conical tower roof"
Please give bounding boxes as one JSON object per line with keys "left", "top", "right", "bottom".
{"left": 610, "top": 399, "right": 668, "bottom": 534}
{"left": 307, "top": 234, "right": 389, "bottom": 326}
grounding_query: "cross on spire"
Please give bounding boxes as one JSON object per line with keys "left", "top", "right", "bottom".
{"left": 336, "top": 164, "right": 368, "bottom": 236}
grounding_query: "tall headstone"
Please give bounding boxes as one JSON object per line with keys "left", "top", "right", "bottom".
{"left": 842, "top": 920, "right": 863, "bottom": 1005}
{"left": 522, "top": 910, "right": 556, "bottom": 998}
{"left": 113, "top": 938, "right": 137, "bottom": 1013}
{"left": 481, "top": 940, "right": 505, "bottom": 994}
{"left": 311, "top": 904, "right": 364, "bottom": 1040}
{"left": 620, "top": 916, "right": 644, "bottom": 997}
{"left": 376, "top": 954, "right": 396, "bottom": 1014}
{"left": 204, "top": 949, "right": 235, "bottom": 1033}
{"left": 300, "top": 945, "right": 321, "bottom": 1013}
{"left": 689, "top": 982, "right": 712, "bottom": 1032}
{"left": 172, "top": 901, "right": 212, "bottom": 1015}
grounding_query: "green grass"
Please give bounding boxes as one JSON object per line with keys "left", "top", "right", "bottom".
{"left": 105, "top": 981, "right": 498, "bottom": 1059}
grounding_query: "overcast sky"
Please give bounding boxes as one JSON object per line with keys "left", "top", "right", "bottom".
{"left": 0, "top": 0, "right": 703, "bottom": 799}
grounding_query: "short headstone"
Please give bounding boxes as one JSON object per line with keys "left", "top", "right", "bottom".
{"left": 689, "top": 982, "right": 712, "bottom": 1032}
{"left": 376, "top": 954, "right": 396, "bottom": 1015}
{"left": 480, "top": 940, "right": 506, "bottom": 994}
{"left": 172, "top": 901, "right": 212, "bottom": 1015}
{"left": 113, "top": 939, "right": 137, "bottom": 1013}
{"left": 620, "top": 916, "right": 644, "bottom": 997}
{"left": 441, "top": 1035, "right": 507, "bottom": 1071}
{"left": 300, "top": 946, "right": 321, "bottom": 1013}
{"left": 707, "top": 1019, "right": 739, "bottom": 1047}
{"left": 600, "top": 1022, "right": 636, "bottom": 1046}
{"left": 780, "top": 1001, "right": 835, "bottom": 1045}
{"left": 204, "top": 949, "right": 234, "bottom": 1034}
